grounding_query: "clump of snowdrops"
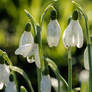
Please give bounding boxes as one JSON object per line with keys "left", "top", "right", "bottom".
{"left": 0, "top": 0, "right": 92, "bottom": 92}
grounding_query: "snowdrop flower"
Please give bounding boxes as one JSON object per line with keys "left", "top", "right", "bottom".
{"left": 5, "top": 81, "right": 17, "bottom": 92}
{"left": 63, "top": 10, "right": 83, "bottom": 48}
{"left": 0, "top": 64, "right": 17, "bottom": 92}
{"left": 40, "top": 75, "right": 51, "bottom": 92}
{"left": 79, "top": 70, "right": 89, "bottom": 82}
{"left": 15, "top": 23, "right": 34, "bottom": 57}
{"left": 15, "top": 23, "right": 41, "bottom": 68}
{"left": 0, "top": 64, "right": 10, "bottom": 85}
{"left": 47, "top": 10, "right": 61, "bottom": 47}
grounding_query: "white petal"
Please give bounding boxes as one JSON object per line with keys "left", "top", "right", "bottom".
{"left": 5, "top": 82, "right": 17, "bottom": 92}
{"left": 27, "top": 56, "right": 35, "bottom": 63}
{"left": 19, "top": 31, "right": 34, "bottom": 46}
{"left": 62, "top": 20, "right": 83, "bottom": 48}
{"left": 0, "top": 64, "right": 10, "bottom": 85}
{"left": 47, "top": 20, "right": 61, "bottom": 47}
{"left": 72, "top": 20, "right": 83, "bottom": 48}
{"left": 40, "top": 75, "right": 51, "bottom": 92}
{"left": 34, "top": 44, "right": 41, "bottom": 69}
{"left": 79, "top": 70, "right": 89, "bottom": 82}
{"left": 84, "top": 47, "right": 89, "bottom": 70}
{"left": 0, "top": 82, "right": 4, "bottom": 90}
{"left": 15, "top": 44, "right": 34, "bottom": 57}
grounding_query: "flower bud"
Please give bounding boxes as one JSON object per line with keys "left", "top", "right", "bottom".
{"left": 25, "top": 23, "right": 31, "bottom": 32}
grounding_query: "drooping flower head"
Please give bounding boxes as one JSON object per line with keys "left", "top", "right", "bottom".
{"left": 63, "top": 10, "right": 83, "bottom": 48}
{"left": 0, "top": 64, "right": 17, "bottom": 92}
{"left": 15, "top": 23, "right": 34, "bottom": 57}
{"left": 47, "top": 10, "right": 61, "bottom": 47}
{"left": 15, "top": 23, "right": 41, "bottom": 68}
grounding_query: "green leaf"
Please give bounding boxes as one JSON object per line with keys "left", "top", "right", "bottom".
{"left": 20, "top": 86, "right": 28, "bottom": 92}
{"left": 9, "top": 66, "right": 34, "bottom": 92}
{"left": 45, "top": 57, "right": 69, "bottom": 88}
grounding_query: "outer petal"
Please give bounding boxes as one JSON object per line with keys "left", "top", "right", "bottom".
{"left": 84, "top": 47, "right": 89, "bottom": 70}
{"left": 40, "top": 75, "right": 51, "bottom": 92}
{"left": 47, "top": 20, "right": 61, "bottom": 47}
{"left": 15, "top": 44, "right": 34, "bottom": 57}
{"left": 72, "top": 20, "right": 83, "bottom": 48}
{"left": 63, "top": 20, "right": 83, "bottom": 48}
{"left": 0, "top": 64, "right": 10, "bottom": 85}
{"left": 19, "top": 31, "right": 34, "bottom": 47}
{"left": 63, "top": 22, "right": 73, "bottom": 48}
{"left": 5, "top": 82, "right": 17, "bottom": 92}
{"left": 34, "top": 44, "right": 41, "bottom": 69}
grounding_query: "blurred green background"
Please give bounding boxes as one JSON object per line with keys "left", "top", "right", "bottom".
{"left": 0, "top": 0, "right": 92, "bottom": 91}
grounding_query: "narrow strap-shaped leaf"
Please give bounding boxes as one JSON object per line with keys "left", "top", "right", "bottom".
{"left": 45, "top": 58, "right": 68, "bottom": 88}
{"left": 9, "top": 66, "right": 34, "bottom": 92}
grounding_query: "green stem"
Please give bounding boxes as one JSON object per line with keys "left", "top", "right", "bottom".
{"left": 58, "top": 78, "right": 61, "bottom": 92}
{"left": 88, "top": 44, "right": 92, "bottom": 92}
{"left": 40, "top": 1, "right": 56, "bottom": 31}
{"left": 37, "top": 68, "right": 42, "bottom": 92}
{"left": 68, "top": 48, "right": 72, "bottom": 92}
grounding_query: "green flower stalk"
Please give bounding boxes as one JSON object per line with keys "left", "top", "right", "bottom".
{"left": 68, "top": 48, "right": 72, "bottom": 92}
{"left": 72, "top": 1, "right": 92, "bottom": 92}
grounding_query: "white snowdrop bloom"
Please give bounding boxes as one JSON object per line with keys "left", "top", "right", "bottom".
{"left": 62, "top": 20, "right": 83, "bottom": 48}
{"left": 79, "top": 70, "right": 89, "bottom": 82}
{"left": 15, "top": 31, "right": 34, "bottom": 57}
{"left": 84, "top": 47, "right": 89, "bottom": 70}
{"left": 5, "top": 82, "right": 17, "bottom": 92}
{"left": 51, "top": 78, "right": 63, "bottom": 92}
{"left": 27, "top": 44, "right": 41, "bottom": 69}
{"left": 0, "top": 82, "right": 4, "bottom": 90}
{"left": 0, "top": 64, "right": 10, "bottom": 85}
{"left": 47, "top": 20, "right": 61, "bottom": 47}
{"left": 40, "top": 75, "right": 51, "bottom": 92}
